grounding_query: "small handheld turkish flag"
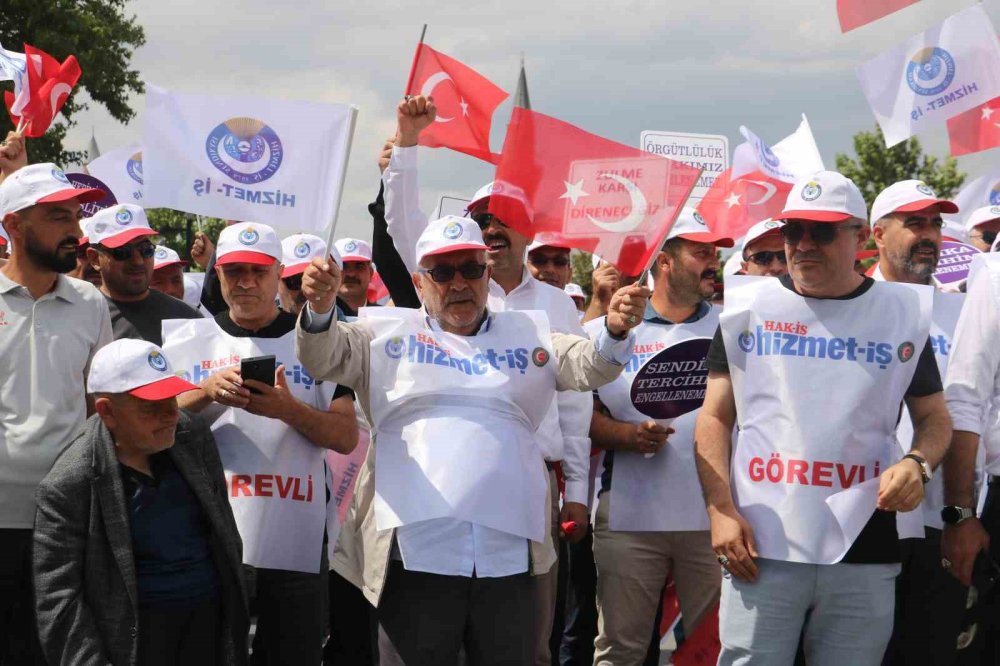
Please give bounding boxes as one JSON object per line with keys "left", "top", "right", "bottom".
{"left": 4, "top": 44, "right": 81, "bottom": 137}
{"left": 489, "top": 108, "right": 701, "bottom": 277}
{"left": 404, "top": 44, "right": 508, "bottom": 164}
{"left": 948, "top": 96, "right": 1000, "bottom": 157}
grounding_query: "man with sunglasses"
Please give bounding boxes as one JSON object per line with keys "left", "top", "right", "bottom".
{"left": 739, "top": 219, "right": 786, "bottom": 278}
{"left": 527, "top": 237, "right": 574, "bottom": 290}
{"left": 86, "top": 205, "right": 202, "bottom": 346}
{"left": 585, "top": 207, "right": 732, "bottom": 664}
{"left": 279, "top": 233, "right": 339, "bottom": 316}
{"left": 696, "top": 170, "right": 952, "bottom": 666}
{"left": 385, "top": 95, "right": 603, "bottom": 664}
{"left": 296, "top": 215, "right": 647, "bottom": 665}
{"left": 964, "top": 206, "right": 1000, "bottom": 253}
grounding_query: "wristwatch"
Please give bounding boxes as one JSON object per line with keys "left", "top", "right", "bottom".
{"left": 902, "top": 453, "right": 932, "bottom": 484}
{"left": 941, "top": 506, "right": 975, "bottom": 525}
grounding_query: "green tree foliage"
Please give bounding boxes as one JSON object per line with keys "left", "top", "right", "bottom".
{"left": 571, "top": 250, "right": 594, "bottom": 302}
{"left": 1, "top": 0, "right": 145, "bottom": 166}
{"left": 145, "top": 209, "right": 225, "bottom": 271}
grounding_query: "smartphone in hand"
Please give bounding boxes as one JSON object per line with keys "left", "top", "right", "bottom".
{"left": 240, "top": 355, "right": 276, "bottom": 394}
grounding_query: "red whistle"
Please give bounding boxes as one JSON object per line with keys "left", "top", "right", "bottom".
{"left": 561, "top": 520, "right": 579, "bottom": 535}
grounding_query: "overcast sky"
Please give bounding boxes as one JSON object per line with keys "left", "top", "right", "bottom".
{"left": 64, "top": 0, "right": 1000, "bottom": 242}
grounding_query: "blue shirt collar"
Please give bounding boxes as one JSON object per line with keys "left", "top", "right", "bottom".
{"left": 643, "top": 299, "right": 710, "bottom": 325}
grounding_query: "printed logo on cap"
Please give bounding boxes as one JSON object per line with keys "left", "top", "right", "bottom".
{"left": 126, "top": 151, "right": 143, "bottom": 185}
{"left": 531, "top": 347, "right": 550, "bottom": 367}
{"left": 385, "top": 337, "right": 405, "bottom": 359}
{"left": 294, "top": 241, "right": 310, "bottom": 258}
{"left": 443, "top": 221, "right": 463, "bottom": 240}
{"left": 897, "top": 341, "right": 916, "bottom": 363}
{"left": 915, "top": 182, "right": 935, "bottom": 197}
{"left": 737, "top": 330, "right": 755, "bottom": 352}
{"left": 801, "top": 181, "right": 822, "bottom": 202}
{"left": 114, "top": 207, "right": 133, "bottom": 225}
{"left": 490, "top": 183, "right": 505, "bottom": 194}
{"left": 205, "top": 117, "right": 283, "bottom": 185}
{"left": 238, "top": 227, "right": 260, "bottom": 246}
{"left": 764, "top": 220, "right": 780, "bottom": 229}
{"left": 344, "top": 240, "right": 358, "bottom": 252}
{"left": 693, "top": 211, "right": 707, "bottom": 226}
{"left": 93, "top": 222, "right": 108, "bottom": 235}
{"left": 51, "top": 168, "right": 70, "bottom": 184}
{"left": 154, "top": 247, "right": 169, "bottom": 260}
{"left": 991, "top": 206, "right": 1000, "bottom": 216}
{"left": 905, "top": 47, "right": 956, "bottom": 96}
{"left": 147, "top": 350, "right": 168, "bottom": 372}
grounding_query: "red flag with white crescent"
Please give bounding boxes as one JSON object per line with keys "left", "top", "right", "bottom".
{"left": 4, "top": 44, "right": 81, "bottom": 137}
{"left": 404, "top": 44, "right": 508, "bottom": 164}
{"left": 947, "top": 96, "right": 1000, "bottom": 157}
{"left": 836, "top": 0, "right": 920, "bottom": 33}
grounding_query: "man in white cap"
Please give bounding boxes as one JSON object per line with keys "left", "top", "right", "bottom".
{"left": 279, "top": 233, "right": 338, "bottom": 316}
{"left": 162, "top": 221, "right": 358, "bottom": 665}
{"left": 87, "top": 204, "right": 202, "bottom": 346}
{"left": 0, "top": 162, "right": 112, "bottom": 663}
{"left": 739, "top": 219, "right": 787, "bottom": 278}
{"left": 150, "top": 245, "right": 189, "bottom": 301}
{"left": 333, "top": 237, "right": 374, "bottom": 315}
{"left": 964, "top": 205, "right": 1000, "bottom": 253}
{"left": 527, "top": 236, "right": 574, "bottom": 290}
{"left": 585, "top": 207, "right": 732, "bottom": 663}
{"left": 696, "top": 170, "right": 953, "bottom": 665}
{"left": 296, "top": 214, "right": 648, "bottom": 665}
{"left": 385, "top": 96, "right": 601, "bottom": 663}
{"left": 565, "top": 283, "right": 587, "bottom": 314}
{"left": 67, "top": 217, "right": 104, "bottom": 287}
{"left": 866, "top": 180, "right": 968, "bottom": 665}
{"left": 33, "top": 339, "right": 249, "bottom": 666}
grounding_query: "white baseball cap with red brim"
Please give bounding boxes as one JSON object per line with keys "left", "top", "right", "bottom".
{"left": 88, "top": 339, "right": 198, "bottom": 400}
{"left": 564, "top": 283, "right": 586, "bottom": 301}
{"left": 741, "top": 218, "right": 784, "bottom": 253}
{"left": 0, "top": 163, "right": 104, "bottom": 217}
{"left": 153, "top": 245, "right": 189, "bottom": 271}
{"left": 415, "top": 215, "right": 489, "bottom": 264}
{"left": 965, "top": 205, "right": 1000, "bottom": 232}
{"left": 281, "top": 234, "right": 338, "bottom": 277}
{"left": 527, "top": 233, "right": 573, "bottom": 254}
{"left": 216, "top": 222, "right": 282, "bottom": 266}
{"left": 88, "top": 204, "right": 158, "bottom": 249}
{"left": 870, "top": 180, "right": 959, "bottom": 227}
{"left": 665, "top": 207, "right": 734, "bottom": 247}
{"left": 778, "top": 171, "right": 868, "bottom": 223}
{"left": 334, "top": 238, "right": 373, "bottom": 263}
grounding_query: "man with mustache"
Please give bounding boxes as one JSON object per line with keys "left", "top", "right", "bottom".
{"left": 86, "top": 205, "right": 202, "bottom": 346}
{"left": 696, "top": 171, "right": 952, "bottom": 665}
{"left": 333, "top": 238, "right": 375, "bottom": 314}
{"left": 527, "top": 237, "right": 574, "bottom": 290}
{"left": 587, "top": 207, "right": 732, "bottom": 664}
{"left": 0, "top": 163, "right": 112, "bottom": 664}
{"left": 296, "top": 215, "right": 648, "bottom": 665}
{"left": 867, "top": 180, "right": 969, "bottom": 666}
{"left": 383, "top": 95, "right": 597, "bottom": 664}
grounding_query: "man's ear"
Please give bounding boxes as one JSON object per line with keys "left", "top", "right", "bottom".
{"left": 411, "top": 272, "right": 423, "bottom": 297}
{"left": 859, "top": 224, "right": 873, "bottom": 251}
{"left": 93, "top": 396, "right": 117, "bottom": 430}
{"left": 85, "top": 246, "right": 101, "bottom": 272}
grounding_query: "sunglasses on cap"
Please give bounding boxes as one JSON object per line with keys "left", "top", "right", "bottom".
{"left": 780, "top": 222, "right": 863, "bottom": 247}
{"left": 528, "top": 254, "right": 570, "bottom": 268}
{"left": 282, "top": 275, "right": 303, "bottom": 291}
{"left": 95, "top": 242, "right": 156, "bottom": 262}
{"left": 745, "top": 250, "right": 787, "bottom": 266}
{"left": 469, "top": 211, "right": 507, "bottom": 230}
{"left": 417, "top": 262, "right": 488, "bottom": 284}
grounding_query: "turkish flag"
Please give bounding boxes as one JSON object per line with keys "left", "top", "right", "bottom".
{"left": 4, "top": 44, "right": 81, "bottom": 137}
{"left": 490, "top": 108, "right": 701, "bottom": 276}
{"left": 836, "top": 0, "right": 919, "bottom": 32}
{"left": 404, "top": 44, "right": 508, "bottom": 164}
{"left": 948, "top": 96, "right": 1000, "bottom": 157}
{"left": 671, "top": 603, "right": 721, "bottom": 666}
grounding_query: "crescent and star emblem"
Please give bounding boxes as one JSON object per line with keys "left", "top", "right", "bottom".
{"left": 47, "top": 82, "right": 72, "bottom": 121}
{"left": 421, "top": 72, "right": 470, "bottom": 124}
{"left": 561, "top": 174, "right": 647, "bottom": 233}
{"left": 744, "top": 180, "right": 778, "bottom": 206}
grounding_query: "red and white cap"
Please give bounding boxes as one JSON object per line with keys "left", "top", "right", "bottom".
{"left": 778, "top": 171, "right": 867, "bottom": 223}
{"left": 564, "top": 283, "right": 586, "bottom": 301}
{"left": 281, "top": 234, "right": 336, "bottom": 278}
{"left": 665, "top": 207, "right": 734, "bottom": 247}
{"left": 78, "top": 217, "right": 100, "bottom": 246}
{"left": 870, "top": 180, "right": 959, "bottom": 227}
{"left": 87, "top": 339, "right": 198, "bottom": 400}
{"left": 415, "top": 215, "right": 489, "bottom": 264}
{"left": 467, "top": 180, "right": 530, "bottom": 212}
{"left": 527, "top": 233, "right": 573, "bottom": 254}
{"left": 216, "top": 222, "right": 282, "bottom": 266}
{"left": 0, "top": 163, "right": 104, "bottom": 218}
{"left": 153, "top": 245, "right": 189, "bottom": 270}
{"left": 741, "top": 218, "right": 784, "bottom": 253}
{"left": 88, "top": 204, "right": 158, "bottom": 249}
{"left": 965, "top": 205, "right": 1000, "bottom": 232}
{"left": 334, "top": 238, "right": 372, "bottom": 263}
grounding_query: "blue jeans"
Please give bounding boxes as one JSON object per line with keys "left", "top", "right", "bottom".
{"left": 718, "top": 558, "right": 899, "bottom": 666}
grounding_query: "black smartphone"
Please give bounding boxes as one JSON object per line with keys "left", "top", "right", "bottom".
{"left": 240, "top": 355, "right": 276, "bottom": 394}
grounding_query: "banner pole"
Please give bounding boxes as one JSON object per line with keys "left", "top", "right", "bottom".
{"left": 324, "top": 106, "right": 359, "bottom": 252}
{"left": 403, "top": 24, "right": 428, "bottom": 94}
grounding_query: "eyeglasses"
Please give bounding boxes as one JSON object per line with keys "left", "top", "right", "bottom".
{"left": 469, "top": 211, "right": 507, "bottom": 230}
{"left": 96, "top": 242, "right": 156, "bottom": 262}
{"left": 528, "top": 254, "right": 570, "bottom": 268}
{"left": 780, "top": 222, "right": 862, "bottom": 246}
{"left": 417, "top": 262, "right": 488, "bottom": 283}
{"left": 745, "top": 250, "right": 787, "bottom": 266}
{"left": 973, "top": 230, "right": 998, "bottom": 246}
{"left": 282, "top": 275, "right": 303, "bottom": 291}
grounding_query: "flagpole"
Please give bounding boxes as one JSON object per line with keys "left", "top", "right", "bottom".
{"left": 15, "top": 117, "right": 25, "bottom": 134}
{"left": 403, "top": 24, "right": 428, "bottom": 94}
{"left": 323, "top": 106, "right": 359, "bottom": 253}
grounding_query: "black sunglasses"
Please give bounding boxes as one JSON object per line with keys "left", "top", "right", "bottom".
{"left": 976, "top": 230, "right": 998, "bottom": 246}
{"left": 282, "top": 275, "right": 303, "bottom": 291}
{"left": 745, "top": 250, "right": 787, "bottom": 266}
{"left": 96, "top": 242, "right": 156, "bottom": 262}
{"left": 528, "top": 254, "right": 570, "bottom": 268}
{"left": 418, "top": 262, "right": 488, "bottom": 283}
{"left": 780, "top": 222, "right": 862, "bottom": 246}
{"left": 469, "top": 211, "right": 507, "bottom": 230}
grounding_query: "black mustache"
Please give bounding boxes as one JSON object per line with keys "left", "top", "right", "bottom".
{"left": 445, "top": 289, "right": 476, "bottom": 304}
{"left": 483, "top": 231, "right": 509, "bottom": 244}
{"left": 342, "top": 277, "right": 361, "bottom": 285}
{"left": 701, "top": 270, "right": 717, "bottom": 279}
{"left": 910, "top": 240, "right": 938, "bottom": 255}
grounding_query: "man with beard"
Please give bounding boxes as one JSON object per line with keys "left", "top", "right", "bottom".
{"left": 587, "top": 208, "right": 731, "bottom": 664}
{"left": 333, "top": 238, "right": 374, "bottom": 314}
{"left": 740, "top": 219, "right": 787, "bottom": 278}
{"left": 0, "top": 163, "right": 112, "bottom": 664}
{"left": 383, "top": 95, "right": 595, "bottom": 664}
{"left": 527, "top": 237, "right": 574, "bottom": 290}
{"left": 87, "top": 205, "right": 202, "bottom": 346}
{"left": 866, "top": 180, "right": 969, "bottom": 666}
{"left": 151, "top": 245, "right": 190, "bottom": 301}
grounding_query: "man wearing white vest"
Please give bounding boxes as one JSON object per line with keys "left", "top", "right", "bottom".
{"left": 867, "top": 180, "right": 969, "bottom": 666}
{"left": 586, "top": 207, "right": 732, "bottom": 664}
{"left": 695, "top": 170, "right": 952, "bottom": 666}
{"left": 162, "top": 222, "right": 359, "bottom": 665}
{"left": 295, "top": 215, "right": 648, "bottom": 665}
{"left": 384, "top": 95, "right": 597, "bottom": 664}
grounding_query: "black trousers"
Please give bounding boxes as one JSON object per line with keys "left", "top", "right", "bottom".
{"left": 138, "top": 597, "right": 221, "bottom": 666}
{"left": 323, "top": 568, "right": 376, "bottom": 665}
{"left": 968, "top": 482, "right": 1000, "bottom": 665}
{"left": 377, "top": 560, "right": 534, "bottom": 666}
{"left": 0, "top": 529, "right": 42, "bottom": 666}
